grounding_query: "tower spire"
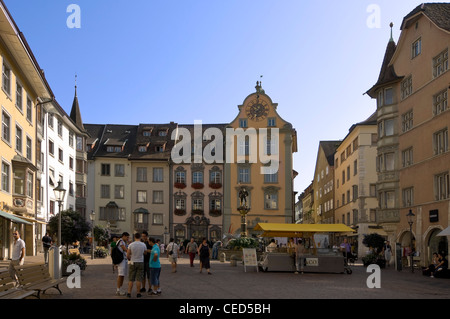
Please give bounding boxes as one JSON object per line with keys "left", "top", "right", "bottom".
{"left": 389, "top": 22, "right": 394, "bottom": 42}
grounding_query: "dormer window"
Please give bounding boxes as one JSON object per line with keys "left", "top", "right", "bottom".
{"left": 155, "top": 145, "right": 164, "bottom": 152}
{"left": 143, "top": 130, "right": 151, "bottom": 137}
{"left": 138, "top": 145, "right": 147, "bottom": 152}
{"left": 158, "top": 129, "right": 168, "bottom": 137}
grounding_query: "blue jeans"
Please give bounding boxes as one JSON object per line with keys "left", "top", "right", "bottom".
{"left": 150, "top": 267, "right": 161, "bottom": 287}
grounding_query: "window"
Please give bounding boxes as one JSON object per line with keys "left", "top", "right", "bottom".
{"left": 412, "top": 38, "right": 421, "bottom": 58}
{"left": 401, "top": 76, "right": 412, "bottom": 100}
{"left": 210, "top": 170, "right": 221, "bottom": 184}
{"left": 267, "top": 118, "right": 276, "bottom": 127}
{"left": 101, "top": 185, "right": 110, "bottom": 198}
{"left": 385, "top": 153, "right": 395, "bottom": 171}
{"left": 15, "top": 125, "right": 22, "bottom": 153}
{"left": 137, "top": 190, "right": 147, "bottom": 203}
{"left": 402, "top": 187, "right": 414, "bottom": 207}
{"left": 58, "top": 148, "right": 64, "bottom": 162}
{"left": 57, "top": 120, "right": 63, "bottom": 137}
{"left": 13, "top": 168, "right": 24, "bottom": 195}
{"left": 434, "top": 172, "right": 449, "bottom": 200}
{"left": 264, "top": 168, "right": 278, "bottom": 183}
{"left": 384, "top": 119, "right": 394, "bottom": 136}
{"left": 76, "top": 136, "right": 84, "bottom": 151}
{"left": 101, "top": 164, "right": 111, "bottom": 176}
{"left": 153, "top": 168, "right": 163, "bottom": 182}
{"left": 158, "top": 130, "right": 167, "bottom": 137}
{"left": 353, "top": 160, "right": 357, "bottom": 176}
{"left": 402, "top": 110, "right": 413, "bottom": 133}
{"left": 264, "top": 192, "right": 278, "bottom": 209}
{"left": 238, "top": 167, "right": 250, "bottom": 183}
{"left": 192, "top": 171, "right": 203, "bottom": 184}
{"left": 152, "top": 214, "right": 163, "bottom": 225}
{"left": 346, "top": 166, "right": 350, "bottom": 181}
{"left": 175, "top": 170, "right": 185, "bottom": 184}
{"left": 69, "top": 131, "right": 74, "bottom": 147}
{"left": 379, "top": 191, "right": 395, "bottom": 209}
{"left": 26, "top": 97, "right": 32, "bottom": 123}
{"left": 433, "top": 49, "right": 448, "bottom": 78}
{"left": 2, "top": 62, "right": 11, "bottom": 95}
{"left": 16, "top": 82, "right": 23, "bottom": 111}
{"left": 433, "top": 128, "right": 448, "bottom": 155}
{"left": 155, "top": 145, "right": 164, "bottom": 152}
{"left": 342, "top": 170, "right": 345, "bottom": 185}
{"left": 115, "top": 164, "right": 125, "bottom": 177}
{"left": 48, "top": 113, "right": 54, "bottom": 129}
{"left": 370, "top": 184, "right": 377, "bottom": 197}
{"left": 69, "top": 157, "right": 74, "bottom": 170}
{"left": 26, "top": 137, "right": 32, "bottom": 160}
{"left": 48, "top": 140, "right": 54, "bottom": 156}
{"left": 114, "top": 185, "right": 124, "bottom": 199}
{"left": 2, "top": 110, "right": 10, "bottom": 143}
{"left": 193, "top": 198, "right": 203, "bottom": 211}
{"left": 175, "top": 198, "right": 186, "bottom": 210}
{"left": 1, "top": 161, "right": 10, "bottom": 192}
{"left": 143, "top": 130, "right": 151, "bottom": 137}
{"left": 138, "top": 145, "right": 147, "bottom": 152}
{"left": 239, "top": 118, "right": 247, "bottom": 128}
{"left": 402, "top": 147, "right": 413, "bottom": 167}
{"left": 69, "top": 182, "right": 74, "bottom": 197}
{"left": 433, "top": 89, "right": 448, "bottom": 116}
{"left": 136, "top": 167, "right": 147, "bottom": 182}
{"left": 26, "top": 172, "right": 33, "bottom": 198}
{"left": 153, "top": 191, "right": 163, "bottom": 204}
{"left": 352, "top": 185, "right": 358, "bottom": 201}
{"left": 384, "top": 88, "right": 393, "bottom": 105}
{"left": 210, "top": 198, "right": 221, "bottom": 211}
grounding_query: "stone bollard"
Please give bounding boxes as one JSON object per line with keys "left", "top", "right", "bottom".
{"left": 230, "top": 254, "right": 237, "bottom": 267}
{"left": 220, "top": 252, "right": 226, "bottom": 263}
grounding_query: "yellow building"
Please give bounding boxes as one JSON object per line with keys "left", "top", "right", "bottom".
{"left": 223, "top": 82, "right": 297, "bottom": 237}
{"left": 0, "top": 2, "right": 52, "bottom": 258}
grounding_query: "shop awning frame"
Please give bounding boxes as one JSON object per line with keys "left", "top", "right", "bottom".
{"left": 254, "top": 223, "right": 356, "bottom": 237}
{"left": 0, "top": 210, "right": 33, "bottom": 225}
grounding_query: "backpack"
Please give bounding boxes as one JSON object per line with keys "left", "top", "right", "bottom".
{"left": 111, "top": 240, "right": 124, "bottom": 265}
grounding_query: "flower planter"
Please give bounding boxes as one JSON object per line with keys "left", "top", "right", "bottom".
{"left": 192, "top": 209, "right": 204, "bottom": 215}
{"left": 209, "top": 182, "right": 222, "bottom": 189}
{"left": 174, "top": 182, "right": 186, "bottom": 189}
{"left": 209, "top": 209, "right": 222, "bottom": 217}
{"left": 191, "top": 183, "right": 204, "bottom": 189}
{"left": 174, "top": 209, "right": 186, "bottom": 216}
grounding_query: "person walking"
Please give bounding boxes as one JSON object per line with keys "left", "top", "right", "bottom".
{"left": 126, "top": 233, "right": 147, "bottom": 298}
{"left": 110, "top": 236, "right": 118, "bottom": 274}
{"left": 141, "top": 231, "right": 152, "bottom": 292}
{"left": 148, "top": 237, "right": 161, "bottom": 296}
{"left": 42, "top": 232, "right": 52, "bottom": 265}
{"left": 295, "top": 239, "right": 306, "bottom": 274}
{"left": 198, "top": 238, "right": 212, "bottom": 275}
{"left": 340, "top": 238, "right": 351, "bottom": 262}
{"left": 384, "top": 241, "right": 392, "bottom": 267}
{"left": 186, "top": 237, "right": 198, "bottom": 267}
{"left": 115, "top": 232, "right": 129, "bottom": 296}
{"left": 9, "top": 230, "right": 25, "bottom": 280}
{"left": 167, "top": 238, "right": 180, "bottom": 273}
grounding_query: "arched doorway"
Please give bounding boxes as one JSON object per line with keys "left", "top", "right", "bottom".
{"left": 399, "top": 231, "right": 415, "bottom": 268}
{"left": 427, "top": 228, "right": 448, "bottom": 264}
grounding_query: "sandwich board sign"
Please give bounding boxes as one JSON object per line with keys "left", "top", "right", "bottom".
{"left": 243, "top": 248, "right": 258, "bottom": 272}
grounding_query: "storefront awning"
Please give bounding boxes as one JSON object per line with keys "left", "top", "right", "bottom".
{"left": 437, "top": 226, "right": 450, "bottom": 237}
{"left": 0, "top": 210, "right": 33, "bottom": 225}
{"left": 254, "top": 223, "right": 355, "bottom": 237}
{"left": 19, "top": 216, "right": 47, "bottom": 224}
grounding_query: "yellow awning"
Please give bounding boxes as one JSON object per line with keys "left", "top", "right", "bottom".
{"left": 254, "top": 223, "right": 356, "bottom": 237}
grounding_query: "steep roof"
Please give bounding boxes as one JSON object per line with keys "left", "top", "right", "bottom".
{"left": 70, "top": 86, "right": 85, "bottom": 131}
{"left": 319, "top": 140, "right": 341, "bottom": 167}
{"left": 366, "top": 38, "right": 403, "bottom": 98}
{"left": 402, "top": 3, "right": 450, "bottom": 31}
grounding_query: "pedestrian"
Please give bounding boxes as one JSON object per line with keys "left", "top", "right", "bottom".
{"left": 198, "top": 237, "right": 212, "bottom": 275}
{"left": 340, "top": 238, "right": 351, "bottom": 262}
{"left": 423, "top": 252, "right": 439, "bottom": 277}
{"left": 42, "top": 232, "right": 52, "bottom": 264}
{"left": 432, "top": 252, "right": 448, "bottom": 278}
{"left": 384, "top": 241, "right": 392, "bottom": 267}
{"left": 110, "top": 236, "right": 118, "bottom": 274}
{"left": 9, "top": 230, "right": 25, "bottom": 280}
{"left": 141, "top": 231, "right": 153, "bottom": 292}
{"left": 115, "top": 232, "right": 129, "bottom": 296}
{"left": 295, "top": 239, "right": 306, "bottom": 274}
{"left": 167, "top": 238, "right": 179, "bottom": 273}
{"left": 126, "top": 233, "right": 147, "bottom": 298}
{"left": 148, "top": 237, "right": 162, "bottom": 296}
{"left": 185, "top": 237, "right": 198, "bottom": 267}
{"left": 212, "top": 241, "right": 222, "bottom": 260}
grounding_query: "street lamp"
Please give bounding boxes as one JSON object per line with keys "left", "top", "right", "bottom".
{"left": 90, "top": 210, "right": 95, "bottom": 260}
{"left": 406, "top": 209, "right": 415, "bottom": 273}
{"left": 53, "top": 181, "right": 66, "bottom": 247}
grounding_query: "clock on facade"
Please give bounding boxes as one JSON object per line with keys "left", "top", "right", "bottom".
{"left": 245, "top": 99, "right": 269, "bottom": 121}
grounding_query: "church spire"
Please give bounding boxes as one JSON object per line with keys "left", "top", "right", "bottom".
{"left": 70, "top": 74, "right": 85, "bottom": 131}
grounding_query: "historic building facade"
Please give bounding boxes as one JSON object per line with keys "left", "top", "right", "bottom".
{"left": 367, "top": 3, "right": 450, "bottom": 265}
{"left": 223, "top": 82, "right": 298, "bottom": 237}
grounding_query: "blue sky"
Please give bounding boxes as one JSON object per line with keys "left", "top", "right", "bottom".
{"left": 4, "top": 0, "right": 430, "bottom": 195}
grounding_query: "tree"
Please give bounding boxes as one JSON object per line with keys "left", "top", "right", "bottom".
{"left": 94, "top": 225, "right": 110, "bottom": 246}
{"left": 362, "top": 233, "right": 385, "bottom": 254}
{"left": 48, "top": 209, "right": 91, "bottom": 252}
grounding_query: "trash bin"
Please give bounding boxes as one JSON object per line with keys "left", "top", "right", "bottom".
{"left": 48, "top": 245, "right": 62, "bottom": 279}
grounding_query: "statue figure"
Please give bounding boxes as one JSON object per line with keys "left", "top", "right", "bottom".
{"left": 239, "top": 187, "right": 249, "bottom": 208}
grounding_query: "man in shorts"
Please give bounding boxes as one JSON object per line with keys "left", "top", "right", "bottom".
{"left": 126, "top": 233, "right": 147, "bottom": 298}
{"left": 167, "top": 238, "right": 179, "bottom": 273}
{"left": 116, "top": 232, "right": 129, "bottom": 296}
{"left": 141, "top": 231, "right": 153, "bottom": 292}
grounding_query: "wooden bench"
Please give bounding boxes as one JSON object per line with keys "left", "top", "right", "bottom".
{"left": 14, "top": 263, "right": 65, "bottom": 299}
{"left": 0, "top": 268, "right": 36, "bottom": 299}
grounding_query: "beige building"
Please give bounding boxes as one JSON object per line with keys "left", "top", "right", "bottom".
{"left": 223, "top": 82, "right": 298, "bottom": 237}
{"left": 0, "top": 1, "right": 52, "bottom": 258}
{"left": 334, "top": 113, "right": 380, "bottom": 257}
{"left": 367, "top": 3, "right": 450, "bottom": 266}
{"left": 312, "top": 141, "right": 340, "bottom": 225}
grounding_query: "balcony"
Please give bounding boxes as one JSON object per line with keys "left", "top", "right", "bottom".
{"left": 377, "top": 209, "right": 400, "bottom": 224}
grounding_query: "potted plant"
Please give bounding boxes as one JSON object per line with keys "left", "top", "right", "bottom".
{"left": 362, "top": 233, "right": 387, "bottom": 268}
{"left": 191, "top": 183, "right": 204, "bottom": 189}
{"left": 209, "top": 182, "right": 222, "bottom": 189}
{"left": 94, "top": 246, "right": 108, "bottom": 258}
{"left": 174, "top": 182, "right": 186, "bottom": 189}
{"left": 62, "top": 252, "right": 87, "bottom": 275}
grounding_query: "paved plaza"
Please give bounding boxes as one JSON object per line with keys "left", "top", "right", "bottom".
{"left": 20, "top": 252, "right": 450, "bottom": 300}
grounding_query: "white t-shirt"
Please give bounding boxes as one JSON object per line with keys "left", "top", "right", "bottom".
{"left": 167, "top": 242, "right": 179, "bottom": 258}
{"left": 12, "top": 238, "right": 25, "bottom": 261}
{"left": 128, "top": 240, "right": 146, "bottom": 263}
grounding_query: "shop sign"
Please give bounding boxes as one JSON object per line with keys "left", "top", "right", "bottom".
{"left": 305, "top": 258, "right": 319, "bottom": 266}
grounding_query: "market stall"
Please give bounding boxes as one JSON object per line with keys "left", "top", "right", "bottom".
{"left": 254, "top": 223, "right": 356, "bottom": 274}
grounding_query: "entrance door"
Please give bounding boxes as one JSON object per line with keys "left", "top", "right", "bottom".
{"left": 428, "top": 228, "right": 448, "bottom": 263}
